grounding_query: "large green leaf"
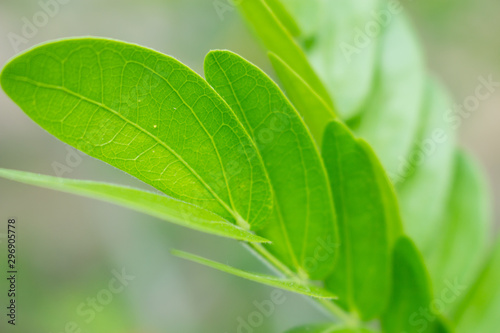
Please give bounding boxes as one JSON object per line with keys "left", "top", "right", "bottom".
{"left": 355, "top": 14, "right": 425, "bottom": 178}
{"left": 426, "top": 151, "right": 491, "bottom": 314}
{"left": 322, "top": 121, "right": 402, "bottom": 320}
{"left": 382, "top": 236, "right": 450, "bottom": 333}
{"left": 268, "top": 52, "right": 335, "bottom": 145}
{"left": 0, "top": 168, "right": 268, "bottom": 243}
{"left": 285, "top": 325, "right": 376, "bottom": 333}
{"left": 291, "top": 0, "right": 382, "bottom": 119}
{"left": 0, "top": 38, "right": 273, "bottom": 230}
{"left": 396, "top": 79, "right": 455, "bottom": 252}
{"left": 204, "top": 50, "right": 338, "bottom": 279}
{"left": 236, "top": 0, "right": 333, "bottom": 108}
{"left": 454, "top": 237, "right": 500, "bottom": 333}
{"left": 171, "top": 250, "right": 336, "bottom": 299}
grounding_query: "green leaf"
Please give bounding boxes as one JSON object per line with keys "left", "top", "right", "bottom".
{"left": 426, "top": 150, "right": 491, "bottom": 314}
{"left": 285, "top": 325, "right": 376, "bottom": 333}
{"left": 0, "top": 168, "right": 269, "bottom": 243}
{"left": 204, "top": 50, "right": 338, "bottom": 279}
{"left": 264, "top": 0, "right": 301, "bottom": 37}
{"left": 268, "top": 52, "right": 336, "bottom": 145}
{"left": 355, "top": 14, "right": 425, "bottom": 178}
{"left": 171, "top": 250, "right": 336, "bottom": 299}
{"left": 0, "top": 37, "right": 273, "bottom": 230}
{"left": 454, "top": 237, "right": 500, "bottom": 333}
{"left": 396, "top": 79, "right": 456, "bottom": 253}
{"left": 236, "top": 0, "right": 333, "bottom": 109}
{"left": 322, "top": 121, "right": 402, "bottom": 320}
{"left": 382, "top": 236, "right": 449, "bottom": 333}
{"left": 297, "top": 0, "right": 382, "bottom": 119}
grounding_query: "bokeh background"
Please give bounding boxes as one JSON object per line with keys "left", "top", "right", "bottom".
{"left": 0, "top": 0, "right": 498, "bottom": 332}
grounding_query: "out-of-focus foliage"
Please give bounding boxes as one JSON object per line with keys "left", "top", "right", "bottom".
{"left": 0, "top": 0, "right": 497, "bottom": 332}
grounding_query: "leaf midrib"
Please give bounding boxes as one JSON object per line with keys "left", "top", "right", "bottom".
{"left": 8, "top": 74, "right": 239, "bottom": 223}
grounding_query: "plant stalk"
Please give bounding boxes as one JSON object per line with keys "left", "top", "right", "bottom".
{"left": 248, "top": 242, "right": 360, "bottom": 327}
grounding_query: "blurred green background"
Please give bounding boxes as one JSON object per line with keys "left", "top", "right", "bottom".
{"left": 0, "top": 0, "right": 498, "bottom": 332}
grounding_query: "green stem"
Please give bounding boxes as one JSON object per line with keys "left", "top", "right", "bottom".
{"left": 315, "top": 298, "right": 360, "bottom": 327}
{"left": 248, "top": 243, "right": 297, "bottom": 278}
{"left": 248, "top": 242, "right": 360, "bottom": 327}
